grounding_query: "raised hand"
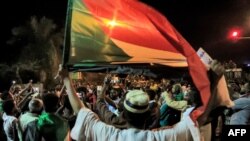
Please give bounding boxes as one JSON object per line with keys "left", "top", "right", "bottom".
{"left": 210, "top": 60, "right": 225, "bottom": 76}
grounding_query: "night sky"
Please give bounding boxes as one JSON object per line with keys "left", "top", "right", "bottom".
{"left": 1, "top": 0, "right": 250, "bottom": 65}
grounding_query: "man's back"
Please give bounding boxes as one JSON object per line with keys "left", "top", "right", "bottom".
{"left": 38, "top": 113, "right": 69, "bottom": 141}
{"left": 71, "top": 108, "right": 199, "bottom": 141}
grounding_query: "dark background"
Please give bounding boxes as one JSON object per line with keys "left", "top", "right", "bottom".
{"left": 0, "top": 0, "right": 249, "bottom": 65}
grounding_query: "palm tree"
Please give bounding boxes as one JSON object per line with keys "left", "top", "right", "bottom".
{"left": 7, "top": 16, "right": 64, "bottom": 89}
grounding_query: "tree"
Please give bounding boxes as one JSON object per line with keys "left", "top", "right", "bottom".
{"left": 7, "top": 16, "right": 64, "bottom": 89}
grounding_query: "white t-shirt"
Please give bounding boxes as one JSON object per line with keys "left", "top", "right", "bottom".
{"left": 2, "top": 113, "right": 17, "bottom": 141}
{"left": 71, "top": 108, "right": 200, "bottom": 141}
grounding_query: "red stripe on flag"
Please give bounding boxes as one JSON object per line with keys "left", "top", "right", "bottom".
{"left": 82, "top": 0, "right": 211, "bottom": 122}
{"left": 83, "top": 0, "right": 180, "bottom": 53}
{"left": 153, "top": 17, "right": 211, "bottom": 122}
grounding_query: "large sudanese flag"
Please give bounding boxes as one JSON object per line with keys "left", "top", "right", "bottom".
{"left": 63, "top": 0, "right": 211, "bottom": 123}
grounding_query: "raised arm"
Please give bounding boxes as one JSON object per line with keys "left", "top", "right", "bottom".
{"left": 59, "top": 66, "right": 85, "bottom": 114}
{"left": 162, "top": 91, "right": 187, "bottom": 111}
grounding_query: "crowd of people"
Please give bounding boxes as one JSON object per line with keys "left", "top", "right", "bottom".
{"left": 0, "top": 61, "right": 249, "bottom": 141}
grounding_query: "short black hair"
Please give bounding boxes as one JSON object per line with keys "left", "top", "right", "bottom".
{"left": 180, "top": 80, "right": 188, "bottom": 87}
{"left": 42, "top": 93, "right": 59, "bottom": 113}
{"left": 145, "top": 89, "right": 156, "bottom": 100}
{"left": 0, "top": 91, "right": 12, "bottom": 100}
{"left": 2, "top": 99, "right": 15, "bottom": 115}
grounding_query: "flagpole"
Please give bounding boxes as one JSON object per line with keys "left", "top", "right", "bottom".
{"left": 62, "top": 0, "right": 73, "bottom": 68}
{"left": 237, "top": 36, "right": 250, "bottom": 40}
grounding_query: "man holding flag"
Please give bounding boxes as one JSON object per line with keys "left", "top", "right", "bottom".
{"left": 59, "top": 59, "right": 229, "bottom": 141}
{"left": 61, "top": 0, "right": 234, "bottom": 140}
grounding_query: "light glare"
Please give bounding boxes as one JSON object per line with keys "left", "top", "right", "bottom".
{"left": 108, "top": 20, "right": 118, "bottom": 27}
{"left": 232, "top": 31, "right": 238, "bottom": 37}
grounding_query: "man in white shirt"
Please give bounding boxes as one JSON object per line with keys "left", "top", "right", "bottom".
{"left": 60, "top": 68, "right": 200, "bottom": 141}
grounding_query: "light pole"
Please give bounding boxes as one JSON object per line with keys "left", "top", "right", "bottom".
{"left": 229, "top": 30, "right": 250, "bottom": 40}
{"left": 237, "top": 36, "right": 250, "bottom": 40}
{"left": 229, "top": 30, "right": 240, "bottom": 41}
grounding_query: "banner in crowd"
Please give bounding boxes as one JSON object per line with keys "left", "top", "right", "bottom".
{"left": 63, "top": 0, "right": 211, "bottom": 122}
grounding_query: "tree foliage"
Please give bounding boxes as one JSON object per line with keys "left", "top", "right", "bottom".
{"left": 6, "top": 16, "right": 64, "bottom": 89}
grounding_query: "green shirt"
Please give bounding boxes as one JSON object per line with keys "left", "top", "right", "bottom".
{"left": 38, "top": 112, "right": 69, "bottom": 141}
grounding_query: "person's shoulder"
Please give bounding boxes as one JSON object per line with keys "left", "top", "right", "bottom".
{"left": 10, "top": 116, "right": 18, "bottom": 124}
{"left": 76, "top": 108, "right": 96, "bottom": 121}
{"left": 79, "top": 107, "right": 92, "bottom": 113}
